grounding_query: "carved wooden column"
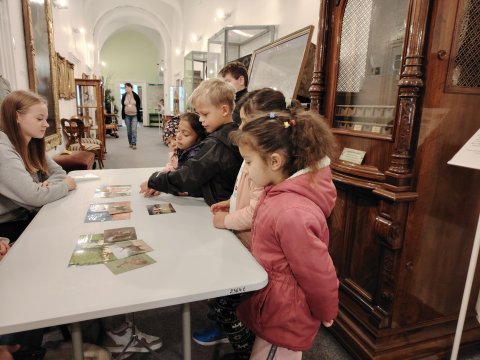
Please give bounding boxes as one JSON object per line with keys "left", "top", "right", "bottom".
{"left": 309, "top": 0, "right": 329, "bottom": 114}
{"left": 385, "top": 0, "right": 431, "bottom": 190}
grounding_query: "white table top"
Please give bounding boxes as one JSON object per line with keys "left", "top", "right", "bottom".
{"left": 0, "top": 168, "right": 267, "bottom": 335}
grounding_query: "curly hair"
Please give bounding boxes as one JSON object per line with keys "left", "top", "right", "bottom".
{"left": 232, "top": 109, "right": 337, "bottom": 176}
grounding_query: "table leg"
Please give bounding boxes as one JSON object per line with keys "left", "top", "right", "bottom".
{"left": 71, "top": 322, "right": 84, "bottom": 360}
{"left": 182, "top": 303, "right": 191, "bottom": 360}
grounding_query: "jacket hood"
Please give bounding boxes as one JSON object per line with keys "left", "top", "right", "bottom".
{"left": 265, "top": 157, "right": 337, "bottom": 218}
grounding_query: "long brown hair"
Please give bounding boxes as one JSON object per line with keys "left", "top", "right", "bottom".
{"left": 0, "top": 90, "right": 49, "bottom": 174}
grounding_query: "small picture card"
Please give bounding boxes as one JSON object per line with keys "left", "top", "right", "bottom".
{"left": 353, "top": 124, "right": 363, "bottom": 131}
{"left": 105, "top": 254, "right": 156, "bottom": 275}
{"left": 94, "top": 185, "right": 131, "bottom": 198}
{"left": 339, "top": 148, "right": 366, "bottom": 165}
{"left": 147, "top": 203, "right": 176, "bottom": 215}
{"left": 107, "top": 240, "right": 153, "bottom": 259}
{"left": 104, "top": 227, "right": 137, "bottom": 243}
{"left": 85, "top": 202, "right": 132, "bottom": 223}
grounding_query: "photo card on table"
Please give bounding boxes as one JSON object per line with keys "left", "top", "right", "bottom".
{"left": 103, "top": 227, "right": 137, "bottom": 243}
{"left": 147, "top": 203, "right": 176, "bottom": 215}
{"left": 94, "top": 185, "right": 132, "bottom": 198}
{"left": 105, "top": 254, "right": 156, "bottom": 275}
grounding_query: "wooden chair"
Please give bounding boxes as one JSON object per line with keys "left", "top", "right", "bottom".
{"left": 104, "top": 111, "right": 119, "bottom": 138}
{"left": 61, "top": 118, "right": 104, "bottom": 169}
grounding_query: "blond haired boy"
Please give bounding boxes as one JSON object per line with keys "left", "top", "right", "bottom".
{"left": 140, "top": 78, "right": 242, "bottom": 205}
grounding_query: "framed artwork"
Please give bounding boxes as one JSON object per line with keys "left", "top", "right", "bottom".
{"left": 248, "top": 26, "right": 314, "bottom": 99}
{"left": 22, "top": 0, "right": 61, "bottom": 149}
{"left": 56, "top": 52, "right": 75, "bottom": 100}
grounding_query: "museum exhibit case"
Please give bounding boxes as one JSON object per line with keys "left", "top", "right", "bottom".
{"left": 309, "top": 0, "right": 480, "bottom": 358}
{"left": 184, "top": 51, "right": 207, "bottom": 110}
{"left": 207, "top": 25, "right": 275, "bottom": 78}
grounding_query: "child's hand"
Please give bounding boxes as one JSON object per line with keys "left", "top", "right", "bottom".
{"left": 211, "top": 200, "right": 230, "bottom": 213}
{"left": 0, "top": 344, "right": 20, "bottom": 360}
{"left": 322, "top": 320, "right": 334, "bottom": 327}
{"left": 0, "top": 241, "right": 10, "bottom": 261}
{"left": 213, "top": 211, "right": 228, "bottom": 229}
{"left": 63, "top": 176, "right": 77, "bottom": 191}
{"left": 38, "top": 181, "right": 49, "bottom": 188}
{"left": 140, "top": 181, "right": 160, "bottom": 197}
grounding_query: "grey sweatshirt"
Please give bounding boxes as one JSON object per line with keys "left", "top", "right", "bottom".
{"left": 0, "top": 131, "right": 69, "bottom": 223}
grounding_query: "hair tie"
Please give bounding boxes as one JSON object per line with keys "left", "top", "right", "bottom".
{"left": 285, "top": 98, "right": 292, "bottom": 109}
{"left": 269, "top": 112, "right": 276, "bottom": 119}
{"left": 283, "top": 119, "right": 296, "bottom": 129}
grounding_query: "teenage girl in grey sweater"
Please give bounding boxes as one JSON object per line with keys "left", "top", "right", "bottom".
{"left": 0, "top": 90, "right": 76, "bottom": 242}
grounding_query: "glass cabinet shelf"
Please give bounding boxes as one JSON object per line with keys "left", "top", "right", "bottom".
{"left": 334, "top": 105, "right": 395, "bottom": 135}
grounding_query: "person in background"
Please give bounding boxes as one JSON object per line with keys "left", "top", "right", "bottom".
{"left": 140, "top": 78, "right": 243, "bottom": 206}
{"left": 234, "top": 109, "right": 339, "bottom": 359}
{"left": 121, "top": 82, "right": 141, "bottom": 150}
{"left": 0, "top": 90, "right": 77, "bottom": 360}
{"left": 218, "top": 61, "right": 249, "bottom": 125}
{"left": 193, "top": 89, "right": 298, "bottom": 359}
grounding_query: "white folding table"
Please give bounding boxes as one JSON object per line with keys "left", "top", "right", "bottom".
{"left": 0, "top": 168, "right": 268, "bottom": 360}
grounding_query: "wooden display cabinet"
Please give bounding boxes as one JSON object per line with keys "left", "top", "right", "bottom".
{"left": 75, "top": 79, "right": 105, "bottom": 151}
{"left": 310, "top": 0, "right": 480, "bottom": 358}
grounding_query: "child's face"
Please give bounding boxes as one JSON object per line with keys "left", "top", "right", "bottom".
{"left": 176, "top": 119, "right": 199, "bottom": 150}
{"left": 195, "top": 100, "right": 231, "bottom": 133}
{"left": 222, "top": 73, "right": 245, "bottom": 92}
{"left": 239, "top": 144, "right": 277, "bottom": 188}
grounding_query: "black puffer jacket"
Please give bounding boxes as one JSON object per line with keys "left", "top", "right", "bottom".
{"left": 148, "top": 122, "right": 243, "bottom": 206}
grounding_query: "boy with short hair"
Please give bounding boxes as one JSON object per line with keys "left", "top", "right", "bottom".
{"left": 218, "top": 61, "right": 249, "bottom": 125}
{"left": 140, "top": 78, "right": 242, "bottom": 206}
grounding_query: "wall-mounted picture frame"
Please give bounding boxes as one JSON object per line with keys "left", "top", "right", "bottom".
{"left": 22, "top": 0, "right": 61, "bottom": 150}
{"left": 248, "top": 26, "right": 314, "bottom": 100}
{"left": 56, "top": 52, "right": 75, "bottom": 100}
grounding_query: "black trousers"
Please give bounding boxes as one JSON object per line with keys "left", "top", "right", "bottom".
{"left": 0, "top": 214, "right": 35, "bottom": 243}
{"left": 210, "top": 294, "right": 254, "bottom": 359}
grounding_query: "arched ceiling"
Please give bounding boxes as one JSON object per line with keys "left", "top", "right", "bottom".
{"left": 84, "top": 0, "right": 183, "bottom": 82}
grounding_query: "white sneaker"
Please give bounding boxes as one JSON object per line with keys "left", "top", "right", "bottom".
{"left": 103, "top": 325, "right": 162, "bottom": 353}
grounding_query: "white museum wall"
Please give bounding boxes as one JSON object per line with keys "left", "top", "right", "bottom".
{"left": 177, "top": 0, "right": 320, "bottom": 80}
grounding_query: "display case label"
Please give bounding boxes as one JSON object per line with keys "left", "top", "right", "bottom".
{"left": 339, "top": 148, "right": 366, "bottom": 165}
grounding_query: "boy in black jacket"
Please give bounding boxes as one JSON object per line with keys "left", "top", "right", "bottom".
{"left": 140, "top": 78, "right": 242, "bottom": 206}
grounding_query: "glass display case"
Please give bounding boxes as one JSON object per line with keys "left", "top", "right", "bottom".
{"left": 184, "top": 51, "right": 207, "bottom": 110}
{"left": 207, "top": 25, "right": 275, "bottom": 78}
{"left": 75, "top": 78, "right": 105, "bottom": 148}
{"left": 332, "top": 1, "right": 408, "bottom": 137}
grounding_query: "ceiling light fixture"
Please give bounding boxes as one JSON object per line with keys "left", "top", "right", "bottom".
{"left": 215, "top": 9, "right": 231, "bottom": 22}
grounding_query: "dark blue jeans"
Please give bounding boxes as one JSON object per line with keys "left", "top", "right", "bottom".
{"left": 124, "top": 115, "right": 138, "bottom": 145}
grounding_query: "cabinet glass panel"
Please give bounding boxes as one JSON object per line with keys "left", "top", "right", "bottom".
{"left": 333, "top": 0, "right": 408, "bottom": 136}
{"left": 207, "top": 26, "right": 275, "bottom": 78}
{"left": 184, "top": 51, "right": 207, "bottom": 109}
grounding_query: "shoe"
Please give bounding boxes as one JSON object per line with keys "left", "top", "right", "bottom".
{"left": 192, "top": 325, "right": 229, "bottom": 346}
{"left": 132, "top": 145, "right": 136, "bottom": 150}
{"left": 129, "top": 144, "right": 133, "bottom": 148}
{"left": 103, "top": 325, "right": 162, "bottom": 353}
